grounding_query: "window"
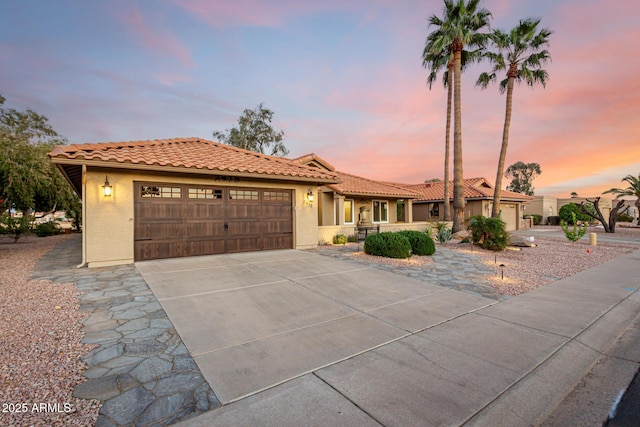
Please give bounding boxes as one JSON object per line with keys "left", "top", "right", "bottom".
{"left": 344, "top": 199, "right": 354, "bottom": 224}
{"left": 141, "top": 186, "right": 181, "bottom": 198}
{"left": 264, "top": 191, "right": 290, "bottom": 201}
{"left": 429, "top": 203, "right": 440, "bottom": 218}
{"left": 188, "top": 188, "right": 222, "bottom": 199}
{"left": 372, "top": 200, "right": 388, "bottom": 223}
{"left": 229, "top": 190, "right": 258, "bottom": 200}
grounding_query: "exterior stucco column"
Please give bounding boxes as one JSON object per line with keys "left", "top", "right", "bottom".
{"left": 335, "top": 194, "right": 345, "bottom": 226}
{"left": 406, "top": 199, "right": 413, "bottom": 223}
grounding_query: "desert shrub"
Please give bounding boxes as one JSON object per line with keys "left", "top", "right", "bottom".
{"left": 332, "top": 234, "right": 347, "bottom": 245}
{"left": 559, "top": 203, "right": 593, "bottom": 224}
{"left": 560, "top": 212, "right": 587, "bottom": 242}
{"left": 364, "top": 232, "right": 411, "bottom": 259}
{"left": 34, "top": 221, "right": 61, "bottom": 237}
{"left": 1, "top": 213, "right": 31, "bottom": 242}
{"left": 468, "top": 215, "right": 508, "bottom": 251}
{"left": 547, "top": 216, "right": 560, "bottom": 225}
{"left": 397, "top": 230, "right": 436, "bottom": 256}
{"left": 434, "top": 221, "right": 452, "bottom": 243}
{"left": 347, "top": 234, "right": 358, "bottom": 243}
{"left": 617, "top": 212, "right": 634, "bottom": 222}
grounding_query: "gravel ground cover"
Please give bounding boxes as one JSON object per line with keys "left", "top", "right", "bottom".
{"left": 323, "top": 226, "right": 639, "bottom": 297}
{"left": 1, "top": 227, "right": 637, "bottom": 426}
{"left": 446, "top": 226, "right": 640, "bottom": 296}
{"left": 0, "top": 234, "right": 100, "bottom": 427}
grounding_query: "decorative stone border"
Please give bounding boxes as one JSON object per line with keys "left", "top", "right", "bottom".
{"left": 33, "top": 236, "right": 220, "bottom": 426}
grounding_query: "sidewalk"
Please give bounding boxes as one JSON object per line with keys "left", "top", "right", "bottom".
{"left": 177, "top": 248, "right": 640, "bottom": 426}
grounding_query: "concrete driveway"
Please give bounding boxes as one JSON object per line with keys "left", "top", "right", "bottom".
{"left": 136, "top": 250, "right": 496, "bottom": 404}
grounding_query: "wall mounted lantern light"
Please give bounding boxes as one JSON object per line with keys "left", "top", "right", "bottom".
{"left": 102, "top": 176, "right": 112, "bottom": 197}
{"left": 305, "top": 188, "right": 314, "bottom": 206}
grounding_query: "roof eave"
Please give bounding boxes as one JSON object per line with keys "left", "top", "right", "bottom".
{"left": 49, "top": 157, "right": 341, "bottom": 184}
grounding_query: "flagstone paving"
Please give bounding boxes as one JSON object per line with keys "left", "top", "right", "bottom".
{"left": 310, "top": 243, "right": 505, "bottom": 301}
{"left": 32, "top": 235, "right": 219, "bottom": 427}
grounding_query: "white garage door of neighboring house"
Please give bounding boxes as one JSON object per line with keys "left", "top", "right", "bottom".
{"left": 134, "top": 182, "right": 293, "bottom": 261}
{"left": 501, "top": 204, "right": 517, "bottom": 231}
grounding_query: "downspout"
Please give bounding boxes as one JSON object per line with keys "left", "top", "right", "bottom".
{"left": 76, "top": 164, "right": 87, "bottom": 268}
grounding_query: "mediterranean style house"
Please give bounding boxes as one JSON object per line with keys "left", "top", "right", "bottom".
{"left": 400, "top": 178, "right": 533, "bottom": 232}
{"left": 50, "top": 138, "right": 531, "bottom": 267}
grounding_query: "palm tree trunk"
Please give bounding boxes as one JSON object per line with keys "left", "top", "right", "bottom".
{"left": 443, "top": 64, "right": 453, "bottom": 222}
{"left": 452, "top": 47, "right": 465, "bottom": 233}
{"left": 491, "top": 75, "right": 515, "bottom": 218}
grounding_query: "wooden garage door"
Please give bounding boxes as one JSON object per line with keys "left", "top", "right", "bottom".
{"left": 134, "top": 183, "right": 293, "bottom": 261}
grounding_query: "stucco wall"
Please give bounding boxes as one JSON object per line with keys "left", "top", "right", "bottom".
{"left": 529, "top": 196, "right": 557, "bottom": 224}
{"left": 84, "top": 168, "right": 319, "bottom": 267}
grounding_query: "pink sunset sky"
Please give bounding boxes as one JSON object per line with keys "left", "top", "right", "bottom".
{"left": 1, "top": 0, "right": 638, "bottom": 197}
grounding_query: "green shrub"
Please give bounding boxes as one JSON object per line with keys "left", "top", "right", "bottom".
{"left": 559, "top": 203, "right": 593, "bottom": 224}
{"left": 34, "top": 221, "right": 61, "bottom": 237}
{"left": 332, "top": 234, "right": 347, "bottom": 245}
{"left": 1, "top": 213, "right": 31, "bottom": 242}
{"left": 547, "top": 216, "right": 560, "bottom": 225}
{"left": 617, "top": 212, "right": 634, "bottom": 222}
{"left": 468, "top": 215, "right": 508, "bottom": 251}
{"left": 397, "top": 230, "right": 435, "bottom": 256}
{"left": 524, "top": 214, "right": 542, "bottom": 225}
{"left": 347, "top": 234, "right": 358, "bottom": 243}
{"left": 364, "top": 232, "right": 411, "bottom": 259}
{"left": 560, "top": 212, "right": 587, "bottom": 242}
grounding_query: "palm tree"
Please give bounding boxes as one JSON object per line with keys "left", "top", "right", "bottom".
{"left": 477, "top": 18, "right": 552, "bottom": 218}
{"left": 422, "top": 43, "right": 452, "bottom": 221}
{"left": 604, "top": 174, "right": 640, "bottom": 224}
{"left": 422, "top": 43, "right": 477, "bottom": 222}
{"left": 424, "top": 0, "right": 492, "bottom": 232}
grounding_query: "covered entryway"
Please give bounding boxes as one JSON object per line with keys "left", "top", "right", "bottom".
{"left": 134, "top": 183, "right": 293, "bottom": 261}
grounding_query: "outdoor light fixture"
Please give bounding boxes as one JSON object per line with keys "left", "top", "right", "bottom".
{"left": 499, "top": 263, "right": 506, "bottom": 280}
{"left": 103, "top": 176, "right": 112, "bottom": 197}
{"left": 305, "top": 188, "right": 314, "bottom": 205}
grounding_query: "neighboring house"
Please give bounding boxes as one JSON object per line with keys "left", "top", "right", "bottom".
{"left": 614, "top": 195, "right": 639, "bottom": 222}
{"left": 401, "top": 178, "right": 533, "bottom": 231}
{"left": 293, "top": 154, "right": 427, "bottom": 243}
{"left": 529, "top": 195, "right": 614, "bottom": 224}
{"left": 49, "top": 138, "right": 340, "bottom": 267}
{"left": 557, "top": 196, "right": 611, "bottom": 221}
{"left": 529, "top": 195, "right": 558, "bottom": 224}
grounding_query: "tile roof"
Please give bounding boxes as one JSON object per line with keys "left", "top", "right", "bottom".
{"left": 401, "top": 178, "right": 533, "bottom": 202}
{"left": 327, "top": 172, "right": 421, "bottom": 198}
{"left": 292, "top": 153, "right": 419, "bottom": 199}
{"left": 49, "top": 138, "right": 340, "bottom": 182}
{"left": 290, "top": 154, "right": 336, "bottom": 171}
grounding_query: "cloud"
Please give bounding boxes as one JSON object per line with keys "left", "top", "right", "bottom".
{"left": 171, "top": 0, "right": 357, "bottom": 28}
{"left": 113, "top": 4, "right": 195, "bottom": 70}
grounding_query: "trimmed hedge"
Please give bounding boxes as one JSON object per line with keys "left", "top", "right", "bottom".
{"left": 397, "top": 230, "right": 436, "bottom": 256}
{"left": 524, "top": 214, "right": 542, "bottom": 225}
{"left": 364, "top": 232, "right": 411, "bottom": 259}
{"left": 547, "top": 216, "right": 560, "bottom": 225}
